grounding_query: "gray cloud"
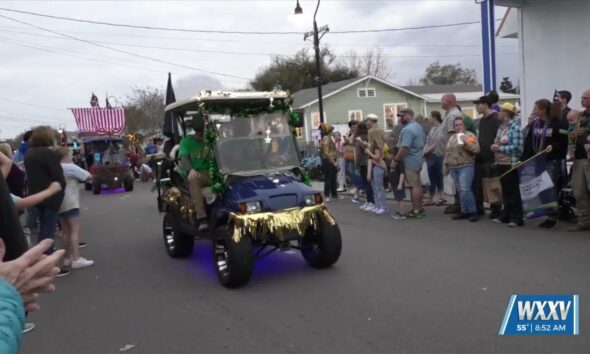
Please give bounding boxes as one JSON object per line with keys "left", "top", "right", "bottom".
{"left": 0, "top": 0, "right": 518, "bottom": 138}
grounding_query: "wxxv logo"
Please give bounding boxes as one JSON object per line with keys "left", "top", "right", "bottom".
{"left": 499, "top": 295, "right": 579, "bottom": 335}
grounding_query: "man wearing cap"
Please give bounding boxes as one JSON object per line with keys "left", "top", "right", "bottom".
{"left": 365, "top": 114, "right": 379, "bottom": 130}
{"left": 569, "top": 89, "right": 590, "bottom": 232}
{"left": 179, "top": 115, "right": 211, "bottom": 231}
{"left": 393, "top": 108, "right": 426, "bottom": 218}
{"left": 473, "top": 95, "right": 502, "bottom": 218}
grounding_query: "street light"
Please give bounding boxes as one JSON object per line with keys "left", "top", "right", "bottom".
{"left": 295, "top": 0, "right": 329, "bottom": 124}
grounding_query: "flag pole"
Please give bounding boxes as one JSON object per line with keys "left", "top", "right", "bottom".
{"left": 498, "top": 146, "right": 551, "bottom": 179}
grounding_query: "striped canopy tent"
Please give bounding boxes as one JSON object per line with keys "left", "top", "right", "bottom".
{"left": 70, "top": 107, "right": 126, "bottom": 136}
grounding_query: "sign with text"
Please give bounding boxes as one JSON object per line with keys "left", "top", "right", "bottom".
{"left": 499, "top": 295, "right": 579, "bottom": 335}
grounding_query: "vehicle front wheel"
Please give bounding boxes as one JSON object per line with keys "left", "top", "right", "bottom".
{"left": 163, "top": 212, "right": 193, "bottom": 258}
{"left": 213, "top": 225, "right": 253, "bottom": 288}
{"left": 301, "top": 214, "right": 342, "bottom": 269}
{"left": 124, "top": 176, "right": 134, "bottom": 192}
{"left": 92, "top": 181, "right": 101, "bottom": 195}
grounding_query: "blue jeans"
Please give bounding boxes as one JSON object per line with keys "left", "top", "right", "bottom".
{"left": 372, "top": 165, "right": 387, "bottom": 210}
{"left": 425, "top": 155, "right": 444, "bottom": 197}
{"left": 346, "top": 160, "right": 363, "bottom": 189}
{"left": 450, "top": 165, "right": 476, "bottom": 214}
{"left": 36, "top": 206, "right": 59, "bottom": 254}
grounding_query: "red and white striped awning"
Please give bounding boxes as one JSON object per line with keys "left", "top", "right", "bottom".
{"left": 70, "top": 108, "right": 126, "bottom": 135}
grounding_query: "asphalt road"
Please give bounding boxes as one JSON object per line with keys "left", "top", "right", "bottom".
{"left": 22, "top": 183, "right": 590, "bottom": 354}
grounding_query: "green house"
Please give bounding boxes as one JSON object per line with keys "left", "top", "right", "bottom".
{"left": 292, "top": 76, "right": 427, "bottom": 144}
{"left": 292, "top": 76, "right": 520, "bottom": 144}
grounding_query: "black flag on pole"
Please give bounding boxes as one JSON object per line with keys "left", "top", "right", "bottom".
{"left": 90, "top": 93, "right": 99, "bottom": 108}
{"left": 163, "top": 73, "right": 177, "bottom": 138}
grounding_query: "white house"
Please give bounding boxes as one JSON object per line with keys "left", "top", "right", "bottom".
{"left": 496, "top": 0, "right": 589, "bottom": 120}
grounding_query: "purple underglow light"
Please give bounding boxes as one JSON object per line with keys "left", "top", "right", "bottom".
{"left": 188, "top": 241, "right": 310, "bottom": 285}
{"left": 99, "top": 187, "right": 126, "bottom": 195}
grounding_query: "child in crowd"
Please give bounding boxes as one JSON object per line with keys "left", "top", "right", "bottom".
{"left": 560, "top": 110, "right": 590, "bottom": 159}
{"left": 389, "top": 147, "right": 407, "bottom": 220}
{"left": 57, "top": 147, "right": 94, "bottom": 269}
{"left": 365, "top": 128, "right": 388, "bottom": 215}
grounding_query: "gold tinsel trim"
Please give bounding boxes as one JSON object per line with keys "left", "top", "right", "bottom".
{"left": 164, "top": 187, "right": 196, "bottom": 223}
{"left": 228, "top": 205, "right": 335, "bottom": 243}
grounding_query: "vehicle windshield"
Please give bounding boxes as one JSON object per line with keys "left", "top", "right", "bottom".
{"left": 215, "top": 112, "right": 300, "bottom": 174}
{"left": 86, "top": 139, "right": 126, "bottom": 165}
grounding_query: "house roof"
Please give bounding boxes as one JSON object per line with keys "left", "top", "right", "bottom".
{"left": 291, "top": 78, "right": 358, "bottom": 109}
{"left": 422, "top": 91, "right": 520, "bottom": 103}
{"left": 402, "top": 84, "right": 484, "bottom": 95}
{"left": 292, "top": 75, "right": 427, "bottom": 109}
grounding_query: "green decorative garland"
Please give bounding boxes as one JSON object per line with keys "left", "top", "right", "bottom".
{"left": 204, "top": 129, "right": 226, "bottom": 194}
{"left": 201, "top": 98, "right": 307, "bottom": 194}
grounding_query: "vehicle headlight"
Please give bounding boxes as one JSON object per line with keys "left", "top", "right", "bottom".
{"left": 304, "top": 193, "right": 323, "bottom": 205}
{"left": 239, "top": 201, "right": 262, "bottom": 214}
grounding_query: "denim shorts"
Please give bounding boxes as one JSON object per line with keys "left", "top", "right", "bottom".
{"left": 59, "top": 208, "right": 80, "bottom": 219}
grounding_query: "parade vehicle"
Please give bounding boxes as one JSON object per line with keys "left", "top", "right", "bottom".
{"left": 82, "top": 136, "right": 134, "bottom": 194}
{"left": 156, "top": 90, "right": 342, "bottom": 288}
{"left": 70, "top": 103, "right": 131, "bottom": 194}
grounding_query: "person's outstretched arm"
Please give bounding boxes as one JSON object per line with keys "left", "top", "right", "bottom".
{"left": 13, "top": 182, "right": 61, "bottom": 210}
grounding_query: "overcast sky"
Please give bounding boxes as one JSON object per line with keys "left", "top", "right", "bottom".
{"left": 0, "top": 0, "right": 518, "bottom": 138}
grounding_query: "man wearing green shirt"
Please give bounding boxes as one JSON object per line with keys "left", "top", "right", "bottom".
{"left": 179, "top": 116, "right": 210, "bottom": 231}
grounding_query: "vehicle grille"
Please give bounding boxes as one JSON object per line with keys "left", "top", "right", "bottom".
{"left": 268, "top": 194, "right": 298, "bottom": 210}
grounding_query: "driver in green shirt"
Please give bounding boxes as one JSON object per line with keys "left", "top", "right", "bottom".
{"left": 179, "top": 116, "right": 210, "bottom": 231}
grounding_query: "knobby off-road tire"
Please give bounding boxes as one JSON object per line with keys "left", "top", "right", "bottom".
{"left": 92, "top": 181, "right": 102, "bottom": 195}
{"left": 301, "top": 214, "right": 342, "bottom": 269}
{"left": 162, "top": 212, "right": 194, "bottom": 258}
{"left": 213, "top": 225, "right": 253, "bottom": 288}
{"left": 124, "top": 176, "right": 134, "bottom": 192}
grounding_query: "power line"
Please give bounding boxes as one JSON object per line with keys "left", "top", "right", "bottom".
{"left": 0, "top": 13, "right": 251, "bottom": 81}
{"left": 0, "top": 25, "right": 514, "bottom": 49}
{"left": 0, "top": 96, "right": 65, "bottom": 111}
{"left": 0, "top": 7, "right": 499, "bottom": 36}
{"left": 0, "top": 7, "right": 303, "bottom": 35}
{"left": 0, "top": 106, "right": 68, "bottom": 122}
{"left": 0, "top": 37, "right": 171, "bottom": 74}
{"left": 0, "top": 28, "right": 516, "bottom": 59}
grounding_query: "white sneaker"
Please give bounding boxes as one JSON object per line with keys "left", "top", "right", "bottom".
{"left": 374, "top": 208, "right": 387, "bottom": 215}
{"left": 23, "top": 323, "right": 36, "bottom": 334}
{"left": 324, "top": 197, "right": 331, "bottom": 202}
{"left": 71, "top": 257, "right": 95, "bottom": 269}
{"left": 363, "top": 203, "right": 376, "bottom": 212}
{"left": 63, "top": 257, "right": 72, "bottom": 268}
{"left": 359, "top": 202, "right": 369, "bottom": 210}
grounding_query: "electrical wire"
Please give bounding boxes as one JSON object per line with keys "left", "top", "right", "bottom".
{"left": 0, "top": 37, "right": 171, "bottom": 74}
{"left": 0, "top": 97, "right": 65, "bottom": 111}
{"left": 0, "top": 25, "right": 513, "bottom": 49}
{"left": 0, "top": 7, "right": 499, "bottom": 36}
{"left": 0, "top": 14, "right": 251, "bottom": 81}
{"left": 0, "top": 29, "right": 516, "bottom": 59}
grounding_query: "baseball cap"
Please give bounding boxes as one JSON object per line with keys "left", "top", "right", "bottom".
{"left": 473, "top": 95, "right": 493, "bottom": 105}
{"left": 365, "top": 113, "right": 378, "bottom": 122}
{"left": 500, "top": 102, "right": 516, "bottom": 113}
{"left": 396, "top": 108, "right": 414, "bottom": 117}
